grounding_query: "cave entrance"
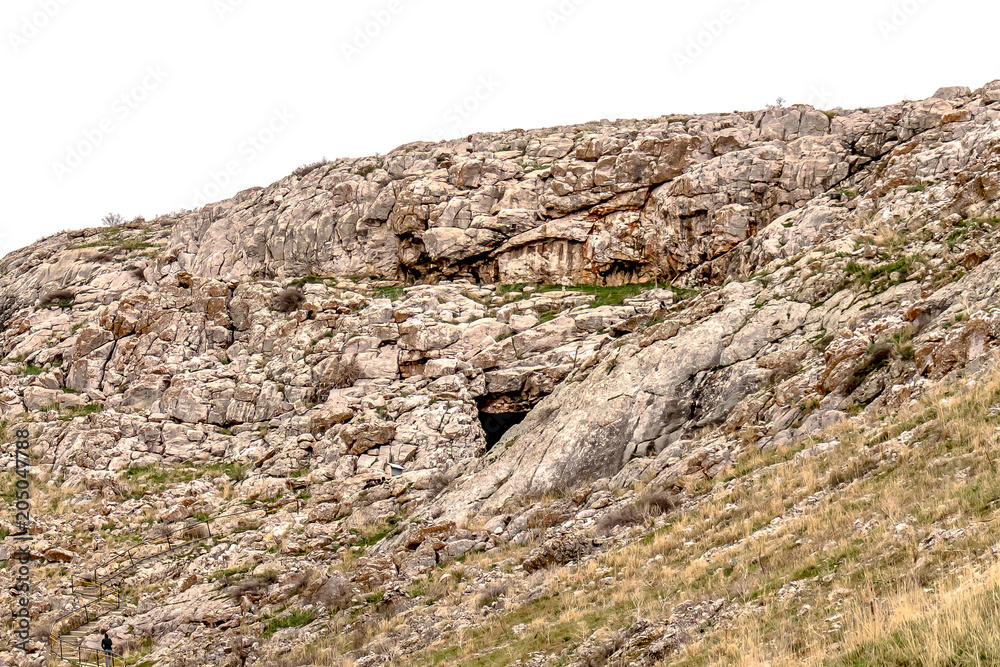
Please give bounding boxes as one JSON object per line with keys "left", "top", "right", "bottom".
{"left": 479, "top": 410, "right": 530, "bottom": 451}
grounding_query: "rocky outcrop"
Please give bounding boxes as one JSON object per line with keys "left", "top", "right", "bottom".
{"left": 5, "top": 82, "right": 1000, "bottom": 667}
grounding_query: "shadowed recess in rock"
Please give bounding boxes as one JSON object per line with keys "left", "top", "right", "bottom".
{"left": 478, "top": 410, "right": 529, "bottom": 450}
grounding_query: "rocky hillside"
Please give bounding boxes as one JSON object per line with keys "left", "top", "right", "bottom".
{"left": 3, "top": 81, "right": 1000, "bottom": 666}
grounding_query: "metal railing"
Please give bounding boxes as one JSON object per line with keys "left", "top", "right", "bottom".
{"left": 49, "top": 635, "right": 127, "bottom": 667}
{"left": 48, "top": 588, "right": 126, "bottom": 667}
{"left": 51, "top": 588, "right": 121, "bottom": 637}
{"left": 49, "top": 642, "right": 127, "bottom": 667}
{"left": 81, "top": 498, "right": 300, "bottom": 587}
{"left": 49, "top": 497, "right": 303, "bottom": 667}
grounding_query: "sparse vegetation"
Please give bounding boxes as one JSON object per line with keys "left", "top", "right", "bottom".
{"left": 373, "top": 285, "right": 405, "bottom": 301}
{"left": 388, "top": 357, "right": 1000, "bottom": 666}
{"left": 293, "top": 159, "right": 329, "bottom": 178}
{"left": 102, "top": 212, "right": 125, "bottom": 227}
{"left": 273, "top": 288, "right": 305, "bottom": 313}
{"left": 39, "top": 288, "right": 75, "bottom": 309}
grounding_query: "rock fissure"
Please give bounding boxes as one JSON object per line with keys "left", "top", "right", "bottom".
{"left": 6, "top": 83, "right": 1000, "bottom": 667}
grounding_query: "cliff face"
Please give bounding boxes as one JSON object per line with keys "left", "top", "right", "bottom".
{"left": 130, "top": 90, "right": 954, "bottom": 287}
{"left": 3, "top": 82, "right": 1000, "bottom": 666}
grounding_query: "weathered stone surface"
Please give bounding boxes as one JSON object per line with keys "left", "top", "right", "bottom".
{"left": 4, "top": 82, "right": 1000, "bottom": 667}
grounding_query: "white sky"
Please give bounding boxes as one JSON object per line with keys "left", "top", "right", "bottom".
{"left": 1, "top": 0, "right": 996, "bottom": 258}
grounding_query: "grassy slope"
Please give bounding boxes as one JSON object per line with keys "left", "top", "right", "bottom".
{"left": 268, "top": 352, "right": 1000, "bottom": 666}
{"left": 15, "top": 282, "right": 1000, "bottom": 666}
{"left": 378, "top": 354, "right": 1000, "bottom": 666}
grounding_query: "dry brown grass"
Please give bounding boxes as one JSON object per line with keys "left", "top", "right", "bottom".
{"left": 268, "top": 615, "right": 356, "bottom": 667}
{"left": 389, "top": 355, "right": 1000, "bottom": 666}
{"left": 828, "top": 564, "right": 1000, "bottom": 666}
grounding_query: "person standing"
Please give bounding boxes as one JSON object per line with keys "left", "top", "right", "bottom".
{"left": 101, "top": 632, "right": 114, "bottom": 666}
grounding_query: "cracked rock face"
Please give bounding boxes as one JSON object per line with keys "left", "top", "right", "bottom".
{"left": 4, "top": 83, "right": 1000, "bottom": 666}
{"left": 125, "top": 92, "right": 960, "bottom": 288}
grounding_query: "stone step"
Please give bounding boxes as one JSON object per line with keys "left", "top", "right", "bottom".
{"left": 52, "top": 515, "right": 261, "bottom": 667}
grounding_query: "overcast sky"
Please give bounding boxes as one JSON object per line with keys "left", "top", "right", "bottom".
{"left": 1, "top": 0, "right": 995, "bottom": 258}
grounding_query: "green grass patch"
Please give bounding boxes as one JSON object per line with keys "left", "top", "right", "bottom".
{"left": 123, "top": 461, "right": 246, "bottom": 492}
{"left": 373, "top": 285, "right": 406, "bottom": 301}
{"left": 19, "top": 363, "right": 44, "bottom": 376}
{"left": 535, "top": 282, "right": 660, "bottom": 307}
{"left": 261, "top": 608, "right": 317, "bottom": 639}
{"left": 66, "top": 404, "right": 104, "bottom": 417}
{"left": 351, "top": 515, "right": 403, "bottom": 548}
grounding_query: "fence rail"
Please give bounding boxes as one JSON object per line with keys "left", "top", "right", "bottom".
{"left": 49, "top": 497, "right": 303, "bottom": 667}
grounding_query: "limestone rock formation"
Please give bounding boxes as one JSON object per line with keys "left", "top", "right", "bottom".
{"left": 3, "top": 82, "right": 1000, "bottom": 666}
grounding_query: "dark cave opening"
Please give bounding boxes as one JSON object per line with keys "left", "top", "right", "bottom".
{"left": 479, "top": 410, "right": 530, "bottom": 451}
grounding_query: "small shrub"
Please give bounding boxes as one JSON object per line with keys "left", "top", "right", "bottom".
{"left": 595, "top": 504, "right": 644, "bottom": 536}
{"left": 101, "top": 212, "right": 125, "bottom": 227}
{"left": 537, "top": 307, "right": 562, "bottom": 323}
{"left": 476, "top": 581, "right": 509, "bottom": 608}
{"left": 814, "top": 332, "right": 836, "bottom": 353}
{"left": 273, "top": 288, "right": 304, "bottom": 313}
{"left": 287, "top": 274, "right": 326, "bottom": 288}
{"left": 292, "top": 159, "right": 328, "bottom": 178}
{"left": 373, "top": 285, "right": 405, "bottom": 301}
{"left": 328, "top": 357, "right": 362, "bottom": 389}
{"left": 224, "top": 463, "right": 247, "bottom": 482}
{"left": 66, "top": 404, "right": 104, "bottom": 417}
{"left": 641, "top": 491, "right": 679, "bottom": 516}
